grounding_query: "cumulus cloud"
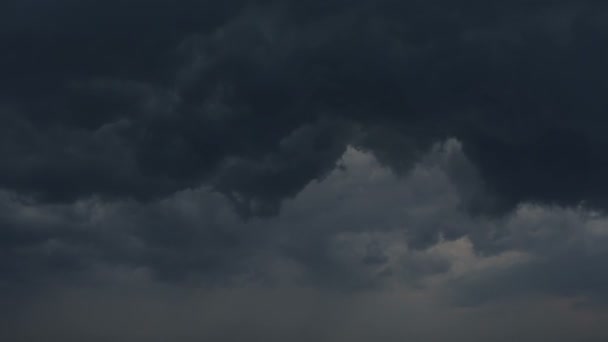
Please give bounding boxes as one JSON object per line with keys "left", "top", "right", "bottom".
{"left": 1, "top": 0, "right": 608, "bottom": 213}
{"left": 1, "top": 141, "right": 606, "bottom": 296}
{"left": 2, "top": 138, "right": 608, "bottom": 340}
{"left": 3, "top": 1, "right": 608, "bottom": 340}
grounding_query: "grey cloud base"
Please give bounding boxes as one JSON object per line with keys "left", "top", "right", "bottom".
{"left": 2, "top": 0, "right": 608, "bottom": 341}
{"left": 2, "top": 143, "right": 608, "bottom": 341}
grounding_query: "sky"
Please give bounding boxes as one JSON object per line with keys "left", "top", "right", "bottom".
{"left": 2, "top": 0, "right": 608, "bottom": 341}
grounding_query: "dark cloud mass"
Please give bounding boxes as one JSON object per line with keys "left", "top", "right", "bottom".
{"left": 2, "top": 0, "right": 607, "bottom": 210}
{"left": 2, "top": 0, "right": 608, "bottom": 341}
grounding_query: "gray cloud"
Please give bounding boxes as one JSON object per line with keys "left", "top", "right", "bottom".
{"left": 2, "top": 139, "right": 608, "bottom": 340}
{"left": 1, "top": 0, "right": 608, "bottom": 213}
{"left": 2, "top": 141, "right": 606, "bottom": 299}
{"left": 3, "top": 1, "right": 608, "bottom": 340}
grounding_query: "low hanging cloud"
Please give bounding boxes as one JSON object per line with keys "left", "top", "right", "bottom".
{"left": 1, "top": 142, "right": 607, "bottom": 297}
{"left": 2, "top": 0, "right": 608, "bottom": 213}
{"left": 2, "top": 143, "right": 608, "bottom": 341}
{"left": 3, "top": 1, "right": 608, "bottom": 341}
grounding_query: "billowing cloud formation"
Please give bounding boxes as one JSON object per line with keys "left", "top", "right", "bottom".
{"left": 1, "top": 142, "right": 606, "bottom": 294}
{"left": 2, "top": 0, "right": 608, "bottom": 213}
{"left": 3, "top": 1, "right": 608, "bottom": 341}
{"left": 2, "top": 143, "right": 608, "bottom": 341}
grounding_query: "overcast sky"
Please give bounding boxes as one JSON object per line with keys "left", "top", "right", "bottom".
{"left": 2, "top": 1, "right": 608, "bottom": 341}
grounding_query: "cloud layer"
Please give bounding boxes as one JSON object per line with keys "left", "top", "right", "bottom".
{"left": 2, "top": 0, "right": 608, "bottom": 211}
{"left": 3, "top": 1, "right": 608, "bottom": 341}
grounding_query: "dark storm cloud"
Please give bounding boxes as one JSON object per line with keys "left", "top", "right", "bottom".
{"left": 0, "top": 142, "right": 479, "bottom": 289}
{"left": 3, "top": 3, "right": 608, "bottom": 339}
{"left": 1, "top": 0, "right": 608, "bottom": 215}
{"left": 2, "top": 138, "right": 608, "bottom": 341}
{"left": 0, "top": 188, "right": 267, "bottom": 287}
{"left": 28, "top": 145, "right": 608, "bottom": 307}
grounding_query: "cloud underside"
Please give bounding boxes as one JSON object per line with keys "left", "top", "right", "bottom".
{"left": 2, "top": 1, "right": 608, "bottom": 341}
{"left": 3, "top": 143, "right": 608, "bottom": 341}
{"left": 2, "top": 0, "right": 608, "bottom": 212}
